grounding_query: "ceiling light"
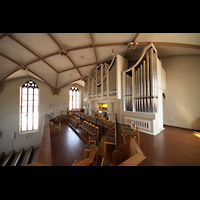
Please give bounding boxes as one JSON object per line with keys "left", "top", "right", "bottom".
{"left": 112, "top": 48, "right": 115, "bottom": 56}
{"left": 127, "top": 42, "right": 138, "bottom": 50}
{"left": 18, "top": 66, "right": 27, "bottom": 70}
{"left": 59, "top": 50, "right": 68, "bottom": 56}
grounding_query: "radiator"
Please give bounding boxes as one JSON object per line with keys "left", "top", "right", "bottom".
{"left": 125, "top": 116, "right": 151, "bottom": 131}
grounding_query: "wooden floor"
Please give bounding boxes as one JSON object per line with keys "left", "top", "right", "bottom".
{"left": 51, "top": 122, "right": 200, "bottom": 166}
{"left": 51, "top": 123, "right": 86, "bottom": 166}
{"left": 138, "top": 126, "right": 200, "bottom": 166}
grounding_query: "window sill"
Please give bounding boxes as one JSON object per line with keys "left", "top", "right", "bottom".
{"left": 19, "top": 129, "right": 38, "bottom": 135}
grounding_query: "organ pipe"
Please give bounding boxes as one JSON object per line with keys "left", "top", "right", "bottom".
{"left": 133, "top": 47, "right": 158, "bottom": 113}
{"left": 146, "top": 50, "right": 150, "bottom": 113}
{"left": 143, "top": 60, "right": 146, "bottom": 112}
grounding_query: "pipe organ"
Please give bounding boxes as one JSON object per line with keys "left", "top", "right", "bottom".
{"left": 83, "top": 54, "right": 127, "bottom": 118}
{"left": 134, "top": 47, "right": 158, "bottom": 113}
{"left": 83, "top": 43, "right": 166, "bottom": 135}
{"left": 122, "top": 43, "right": 166, "bottom": 135}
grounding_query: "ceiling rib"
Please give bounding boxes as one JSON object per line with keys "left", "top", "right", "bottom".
{"left": 0, "top": 52, "right": 21, "bottom": 66}
{"left": 22, "top": 40, "right": 200, "bottom": 75}
{"left": 46, "top": 33, "right": 63, "bottom": 50}
{"left": 0, "top": 68, "right": 19, "bottom": 84}
{"left": 25, "top": 52, "right": 58, "bottom": 66}
{"left": 8, "top": 34, "right": 58, "bottom": 73}
{"left": 0, "top": 33, "right": 11, "bottom": 40}
{"left": 58, "top": 59, "right": 112, "bottom": 74}
{"left": 89, "top": 33, "right": 98, "bottom": 62}
{"left": 57, "top": 78, "right": 82, "bottom": 90}
{"left": 28, "top": 68, "right": 54, "bottom": 89}
{"left": 46, "top": 33, "right": 82, "bottom": 77}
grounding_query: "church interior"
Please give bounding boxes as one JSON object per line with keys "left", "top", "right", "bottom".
{"left": 0, "top": 33, "right": 200, "bottom": 166}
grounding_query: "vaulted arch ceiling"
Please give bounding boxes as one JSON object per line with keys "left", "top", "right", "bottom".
{"left": 0, "top": 33, "right": 200, "bottom": 89}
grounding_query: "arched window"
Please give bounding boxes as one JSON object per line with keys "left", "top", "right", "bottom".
{"left": 69, "top": 85, "right": 80, "bottom": 110}
{"left": 20, "top": 80, "right": 39, "bottom": 132}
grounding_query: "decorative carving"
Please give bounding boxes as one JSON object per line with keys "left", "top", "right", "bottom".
{"left": 18, "top": 66, "right": 27, "bottom": 70}
{"left": 51, "top": 88, "right": 61, "bottom": 95}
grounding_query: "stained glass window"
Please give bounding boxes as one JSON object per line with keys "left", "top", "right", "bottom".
{"left": 20, "top": 80, "right": 39, "bottom": 132}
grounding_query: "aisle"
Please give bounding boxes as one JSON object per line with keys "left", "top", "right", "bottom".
{"left": 51, "top": 123, "right": 86, "bottom": 166}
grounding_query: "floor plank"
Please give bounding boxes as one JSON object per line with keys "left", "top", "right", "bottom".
{"left": 50, "top": 122, "right": 200, "bottom": 166}
{"left": 51, "top": 123, "right": 86, "bottom": 166}
{"left": 138, "top": 126, "right": 200, "bottom": 166}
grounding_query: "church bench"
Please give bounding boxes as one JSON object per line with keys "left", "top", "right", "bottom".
{"left": 0, "top": 150, "right": 15, "bottom": 166}
{"left": 11, "top": 148, "right": 24, "bottom": 166}
{"left": 0, "top": 152, "right": 4, "bottom": 163}
{"left": 71, "top": 145, "right": 98, "bottom": 166}
{"left": 68, "top": 116, "right": 81, "bottom": 128}
{"left": 111, "top": 133, "right": 145, "bottom": 166}
{"left": 21, "top": 146, "right": 33, "bottom": 166}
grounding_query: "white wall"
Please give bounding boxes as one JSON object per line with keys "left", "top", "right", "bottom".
{"left": 161, "top": 55, "right": 200, "bottom": 130}
{"left": 0, "top": 77, "right": 84, "bottom": 154}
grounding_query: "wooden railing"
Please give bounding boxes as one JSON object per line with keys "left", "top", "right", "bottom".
{"left": 27, "top": 114, "right": 52, "bottom": 166}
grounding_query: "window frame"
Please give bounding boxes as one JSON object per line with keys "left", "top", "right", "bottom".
{"left": 69, "top": 85, "right": 80, "bottom": 110}
{"left": 19, "top": 80, "right": 39, "bottom": 134}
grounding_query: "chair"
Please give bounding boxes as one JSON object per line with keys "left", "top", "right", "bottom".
{"left": 54, "top": 121, "right": 61, "bottom": 132}
{"left": 121, "top": 124, "right": 140, "bottom": 147}
{"left": 88, "top": 126, "right": 100, "bottom": 145}
{"left": 104, "top": 125, "right": 117, "bottom": 153}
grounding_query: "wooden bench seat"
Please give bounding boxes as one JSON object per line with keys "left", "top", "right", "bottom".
{"left": 111, "top": 134, "right": 145, "bottom": 166}
{"left": 72, "top": 145, "right": 98, "bottom": 166}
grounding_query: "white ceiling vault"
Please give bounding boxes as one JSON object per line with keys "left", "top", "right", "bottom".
{"left": 0, "top": 33, "right": 200, "bottom": 90}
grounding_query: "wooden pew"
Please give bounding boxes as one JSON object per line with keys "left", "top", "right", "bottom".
{"left": 1, "top": 150, "right": 15, "bottom": 166}
{"left": 111, "top": 133, "right": 145, "bottom": 166}
{"left": 11, "top": 148, "right": 24, "bottom": 166}
{"left": 21, "top": 146, "right": 33, "bottom": 166}
{"left": 71, "top": 145, "right": 98, "bottom": 166}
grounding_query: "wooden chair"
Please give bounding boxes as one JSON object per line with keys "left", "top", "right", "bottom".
{"left": 121, "top": 123, "right": 140, "bottom": 147}
{"left": 89, "top": 126, "right": 100, "bottom": 145}
{"left": 54, "top": 121, "right": 61, "bottom": 132}
{"left": 84, "top": 126, "right": 100, "bottom": 159}
{"left": 104, "top": 125, "right": 117, "bottom": 153}
{"left": 72, "top": 145, "right": 98, "bottom": 166}
{"left": 111, "top": 134, "right": 145, "bottom": 166}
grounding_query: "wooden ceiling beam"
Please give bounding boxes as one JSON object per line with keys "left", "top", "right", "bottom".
{"left": 46, "top": 33, "right": 82, "bottom": 77}
{"left": 0, "top": 52, "right": 21, "bottom": 66}
{"left": 28, "top": 69, "right": 54, "bottom": 89}
{"left": 89, "top": 33, "right": 98, "bottom": 62}
{"left": 94, "top": 42, "right": 127, "bottom": 48}
{"left": 23, "top": 40, "right": 200, "bottom": 72}
{"left": 0, "top": 68, "right": 19, "bottom": 84}
{"left": 46, "top": 33, "right": 63, "bottom": 50}
{"left": 8, "top": 34, "right": 58, "bottom": 73}
{"left": 57, "top": 78, "right": 82, "bottom": 90}
{"left": 58, "top": 59, "right": 112, "bottom": 74}
{"left": 0, "top": 33, "right": 11, "bottom": 40}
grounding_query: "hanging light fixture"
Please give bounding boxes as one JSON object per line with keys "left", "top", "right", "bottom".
{"left": 127, "top": 42, "right": 138, "bottom": 50}
{"left": 59, "top": 50, "right": 68, "bottom": 56}
{"left": 112, "top": 48, "right": 115, "bottom": 56}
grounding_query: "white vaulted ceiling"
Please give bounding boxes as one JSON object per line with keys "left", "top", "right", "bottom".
{"left": 0, "top": 33, "right": 200, "bottom": 90}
